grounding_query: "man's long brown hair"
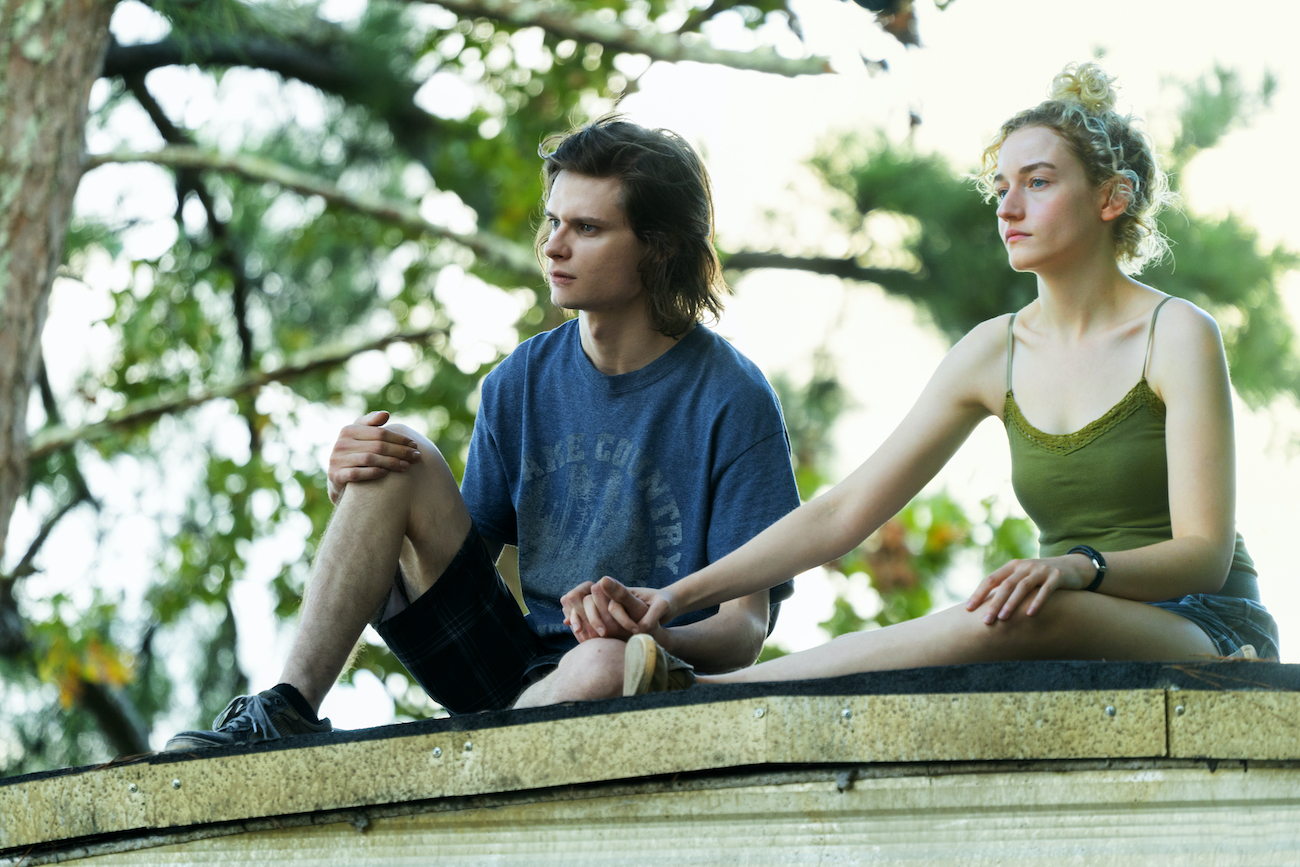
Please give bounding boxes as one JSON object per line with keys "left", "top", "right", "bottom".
{"left": 536, "top": 115, "right": 728, "bottom": 338}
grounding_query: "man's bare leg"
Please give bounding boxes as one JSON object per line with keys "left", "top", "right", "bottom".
{"left": 279, "top": 424, "right": 471, "bottom": 712}
{"left": 513, "top": 638, "right": 628, "bottom": 708}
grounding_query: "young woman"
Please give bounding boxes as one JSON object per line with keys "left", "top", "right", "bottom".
{"left": 562, "top": 62, "right": 1280, "bottom": 694}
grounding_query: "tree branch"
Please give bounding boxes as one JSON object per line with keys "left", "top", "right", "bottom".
{"left": 0, "top": 578, "right": 27, "bottom": 659}
{"left": 392, "top": 0, "right": 831, "bottom": 77}
{"left": 125, "top": 76, "right": 258, "bottom": 368}
{"left": 20, "top": 357, "right": 101, "bottom": 578}
{"left": 101, "top": 34, "right": 501, "bottom": 219}
{"left": 0, "top": 582, "right": 151, "bottom": 757}
{"left": 104, "top": 36, "right": 363, "bottom": 107}
{"left": 677, "top": 0, "right": 754, "bottom": 35}
{"left": 86, "top": 146, "right": 540, "bottom": 279}
{"left": 721, "top": 250, "right": 922, "bottom": 290}
{"left": 77, "top": 682, "right": 151, "bottom": 758}
{"left": 4, "top": 493, "right": 91, "bottom": 582}
{"left": 28, "top": 327, "right": 450, "bottom": 460}
{"left": 125, "top": 74, "right": 265, "bottom": 451}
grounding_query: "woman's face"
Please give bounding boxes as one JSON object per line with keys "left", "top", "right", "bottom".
{"left": 993, "top": 126, "right": 1112, "bottom": 274}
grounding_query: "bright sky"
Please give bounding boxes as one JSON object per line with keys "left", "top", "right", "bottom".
{"left": 15, "top": 0, "right": 1300, "bottom": 738}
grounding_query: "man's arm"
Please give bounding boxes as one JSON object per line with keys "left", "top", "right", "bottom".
{"left": 656, "top": 590, "right": 769, "bottom": 673}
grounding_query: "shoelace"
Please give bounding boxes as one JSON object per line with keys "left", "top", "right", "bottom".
{"left": 212, "top": 694, "right": 282, "bottom": 740}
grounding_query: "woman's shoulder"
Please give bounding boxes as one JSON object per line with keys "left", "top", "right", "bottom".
{"left": 927, "top": 313, "right": 1019, "bottom": 412}
{"left": 1149, "top": 294, "right": 1223, "bottom": 354}
{"left": 1144, "top": 293, "right": 1229, "bottom": 400}
{"left": 949, "top": 311, "right": 1019, "bottom": 365}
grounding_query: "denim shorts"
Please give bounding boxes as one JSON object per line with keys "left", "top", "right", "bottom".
{"left": 1151, "top": 593, "right": 1280, "bottom": 659}
{"left": 373, "top": 522, "right": 567, "bottom": 714}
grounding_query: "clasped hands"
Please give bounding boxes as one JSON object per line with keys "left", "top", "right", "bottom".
{"left": 561, "top": 577, "right": 674, "bottom": 643}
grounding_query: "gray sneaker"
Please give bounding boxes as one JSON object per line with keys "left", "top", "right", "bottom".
{"left": 165, "top": 689, "right": 332, "bottom": 751}
{"left": 623, "top": 633, "right": 696, "bottom": 696}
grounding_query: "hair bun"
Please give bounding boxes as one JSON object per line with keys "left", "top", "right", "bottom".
{"left": 1049, "top": 62, "right": 1118, "bottom": 113}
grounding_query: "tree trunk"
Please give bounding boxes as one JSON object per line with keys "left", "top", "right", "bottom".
{"left": 0, "top": 0, "right": 115, "bottom": 568}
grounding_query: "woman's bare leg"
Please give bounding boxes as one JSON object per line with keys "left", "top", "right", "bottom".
{"left": 701, "top": 592, "right": 1217, "bottom": 685}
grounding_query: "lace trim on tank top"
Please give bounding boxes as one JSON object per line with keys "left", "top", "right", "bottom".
{"left": 1004, "top": 297, "right": 1171, "bottom": 456}
{"left": 1004, "top": 381, "right": 1164, "bottom": 455}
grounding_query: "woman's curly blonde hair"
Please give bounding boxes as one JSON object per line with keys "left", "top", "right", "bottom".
{"left": 976, "top": 63, "right": 1176, "bottom": 274}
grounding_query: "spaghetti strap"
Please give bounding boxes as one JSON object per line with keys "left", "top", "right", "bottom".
{"left": 1006, "top": 313, "right": 1017, "bottom": 392}
{"left": 1141, "top": 296, "right": 1174, "bottom": 381}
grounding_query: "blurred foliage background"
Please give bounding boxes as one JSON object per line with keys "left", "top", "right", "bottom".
{"left": 1, "top": 0, "right": 1294, "bottom": 777}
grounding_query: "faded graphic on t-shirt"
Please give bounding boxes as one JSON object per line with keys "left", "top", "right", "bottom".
{"left": 518, "top": 432, "right": 683, "bottom": 613}
{"left": 460, "top": 320, "right": 800, "bottom": 641}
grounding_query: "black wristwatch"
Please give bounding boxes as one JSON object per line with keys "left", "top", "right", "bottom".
{"left": 1067, "top": 545, "right": 1107, "bottom": 592}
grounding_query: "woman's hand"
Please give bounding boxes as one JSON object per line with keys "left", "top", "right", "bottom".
{"left": 327, "top": 411, "right": 421, "bottom": 504}
{"left": 562, "top": 577, "right": 673, "bottom": 641}
{"left": 964, "top": 553, "right": 1094, "bottom": 623}
{"left": 629, "top": 582, "right": 678, "bottom": 635}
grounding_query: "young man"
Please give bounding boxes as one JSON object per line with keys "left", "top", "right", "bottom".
{"left": 166, "top": 117, "right": 800, "bottom": 749}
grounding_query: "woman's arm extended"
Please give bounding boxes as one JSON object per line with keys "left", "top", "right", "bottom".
{"left": 964, "top": 299, "right": 1240, "bottom": 622}
{"left": 612, "top": 317, "right": 1009, "bottom": 632}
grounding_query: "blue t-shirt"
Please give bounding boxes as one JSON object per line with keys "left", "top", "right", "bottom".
{"left": 461, "top": 320, "right": 800, "bottom": 642}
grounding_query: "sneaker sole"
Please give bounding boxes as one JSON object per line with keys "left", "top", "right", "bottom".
{"left": 164, "top": 733, "right": 232, "bottom": 752}
{"left": 623, "top": 634, "right": 657, "bottom": 696}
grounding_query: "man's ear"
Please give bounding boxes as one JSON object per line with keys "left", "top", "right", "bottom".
{"left": 1099, "top": 178, "right": 1132, "bottom": 222}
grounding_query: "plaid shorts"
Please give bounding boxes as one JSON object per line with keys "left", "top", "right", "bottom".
{"left": 1152, "top": 593, "right": 1280, "bottom": 659}
{"left": 373, "top": 523, "right": 569, "bottom": 714}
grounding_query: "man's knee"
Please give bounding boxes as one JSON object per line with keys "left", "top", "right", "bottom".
{"left": 340, "top": 425, "right": 459, "bottom": 509}
{"left": 557, "top": 637, "right": 625, "bottom": 669}
{"left": 539, "top": 639, "right": 627, "bottom": 702}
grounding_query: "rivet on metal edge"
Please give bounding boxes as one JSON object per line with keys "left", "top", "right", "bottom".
{"left": 841, "top": 708, "right": 852, "bottom": 720}
{"left": 128, "top": 783, "right": 138, "bottom": 793}
{"left": 1104, "top": 706, "right": 1117, "bottom": 717}
{"left": 432, "top": 747, "right": 443, "bottom": 758}
{"left": 463, "top": 741, "right": 473, "bottom": 752}
{"left": 1175, "top": 705, "right": 1186, "bottom": 716}
{"left": 754, "top": 707, "right": 765, "bottom": 718}
{"left": 171, "top": 779, "right": 181, "bottom": 790}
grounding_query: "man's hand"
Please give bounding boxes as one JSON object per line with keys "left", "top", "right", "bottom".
{"left": 560, "top": 582, "right": 600, "bottom": 642}
{"left": 327, "top": 411, "right": 422, "bottom": 504}
{"left": 562, "top": 577, "right": 657, "bottom": 642}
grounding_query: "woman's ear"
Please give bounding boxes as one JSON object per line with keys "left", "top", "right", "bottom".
{"left": 1099, "top": 179, "right": 1132, "bottom": 222}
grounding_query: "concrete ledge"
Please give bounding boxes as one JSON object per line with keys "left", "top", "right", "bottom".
{"left": 4, "top": 661, "right": 1298, "bottom": 864}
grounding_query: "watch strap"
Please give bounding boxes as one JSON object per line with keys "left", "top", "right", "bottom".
{"left": 1067, "top": 545, "right": 1107, "bottom": 592}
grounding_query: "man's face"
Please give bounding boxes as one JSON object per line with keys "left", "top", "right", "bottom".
{"left": 542, "top": 171, "right": 648, "bottom": 316}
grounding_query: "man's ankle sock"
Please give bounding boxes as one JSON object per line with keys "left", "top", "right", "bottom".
{"left": 270, "top": 683, "right": 320, "bottom": 723}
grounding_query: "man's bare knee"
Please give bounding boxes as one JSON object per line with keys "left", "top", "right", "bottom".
{"left": 514, "top": 639, "right": 626, "bottom": 708}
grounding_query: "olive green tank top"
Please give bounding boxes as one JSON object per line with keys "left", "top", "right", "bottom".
{"left": 1003, "top": 297, "right": 1257, "bottom": 594}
